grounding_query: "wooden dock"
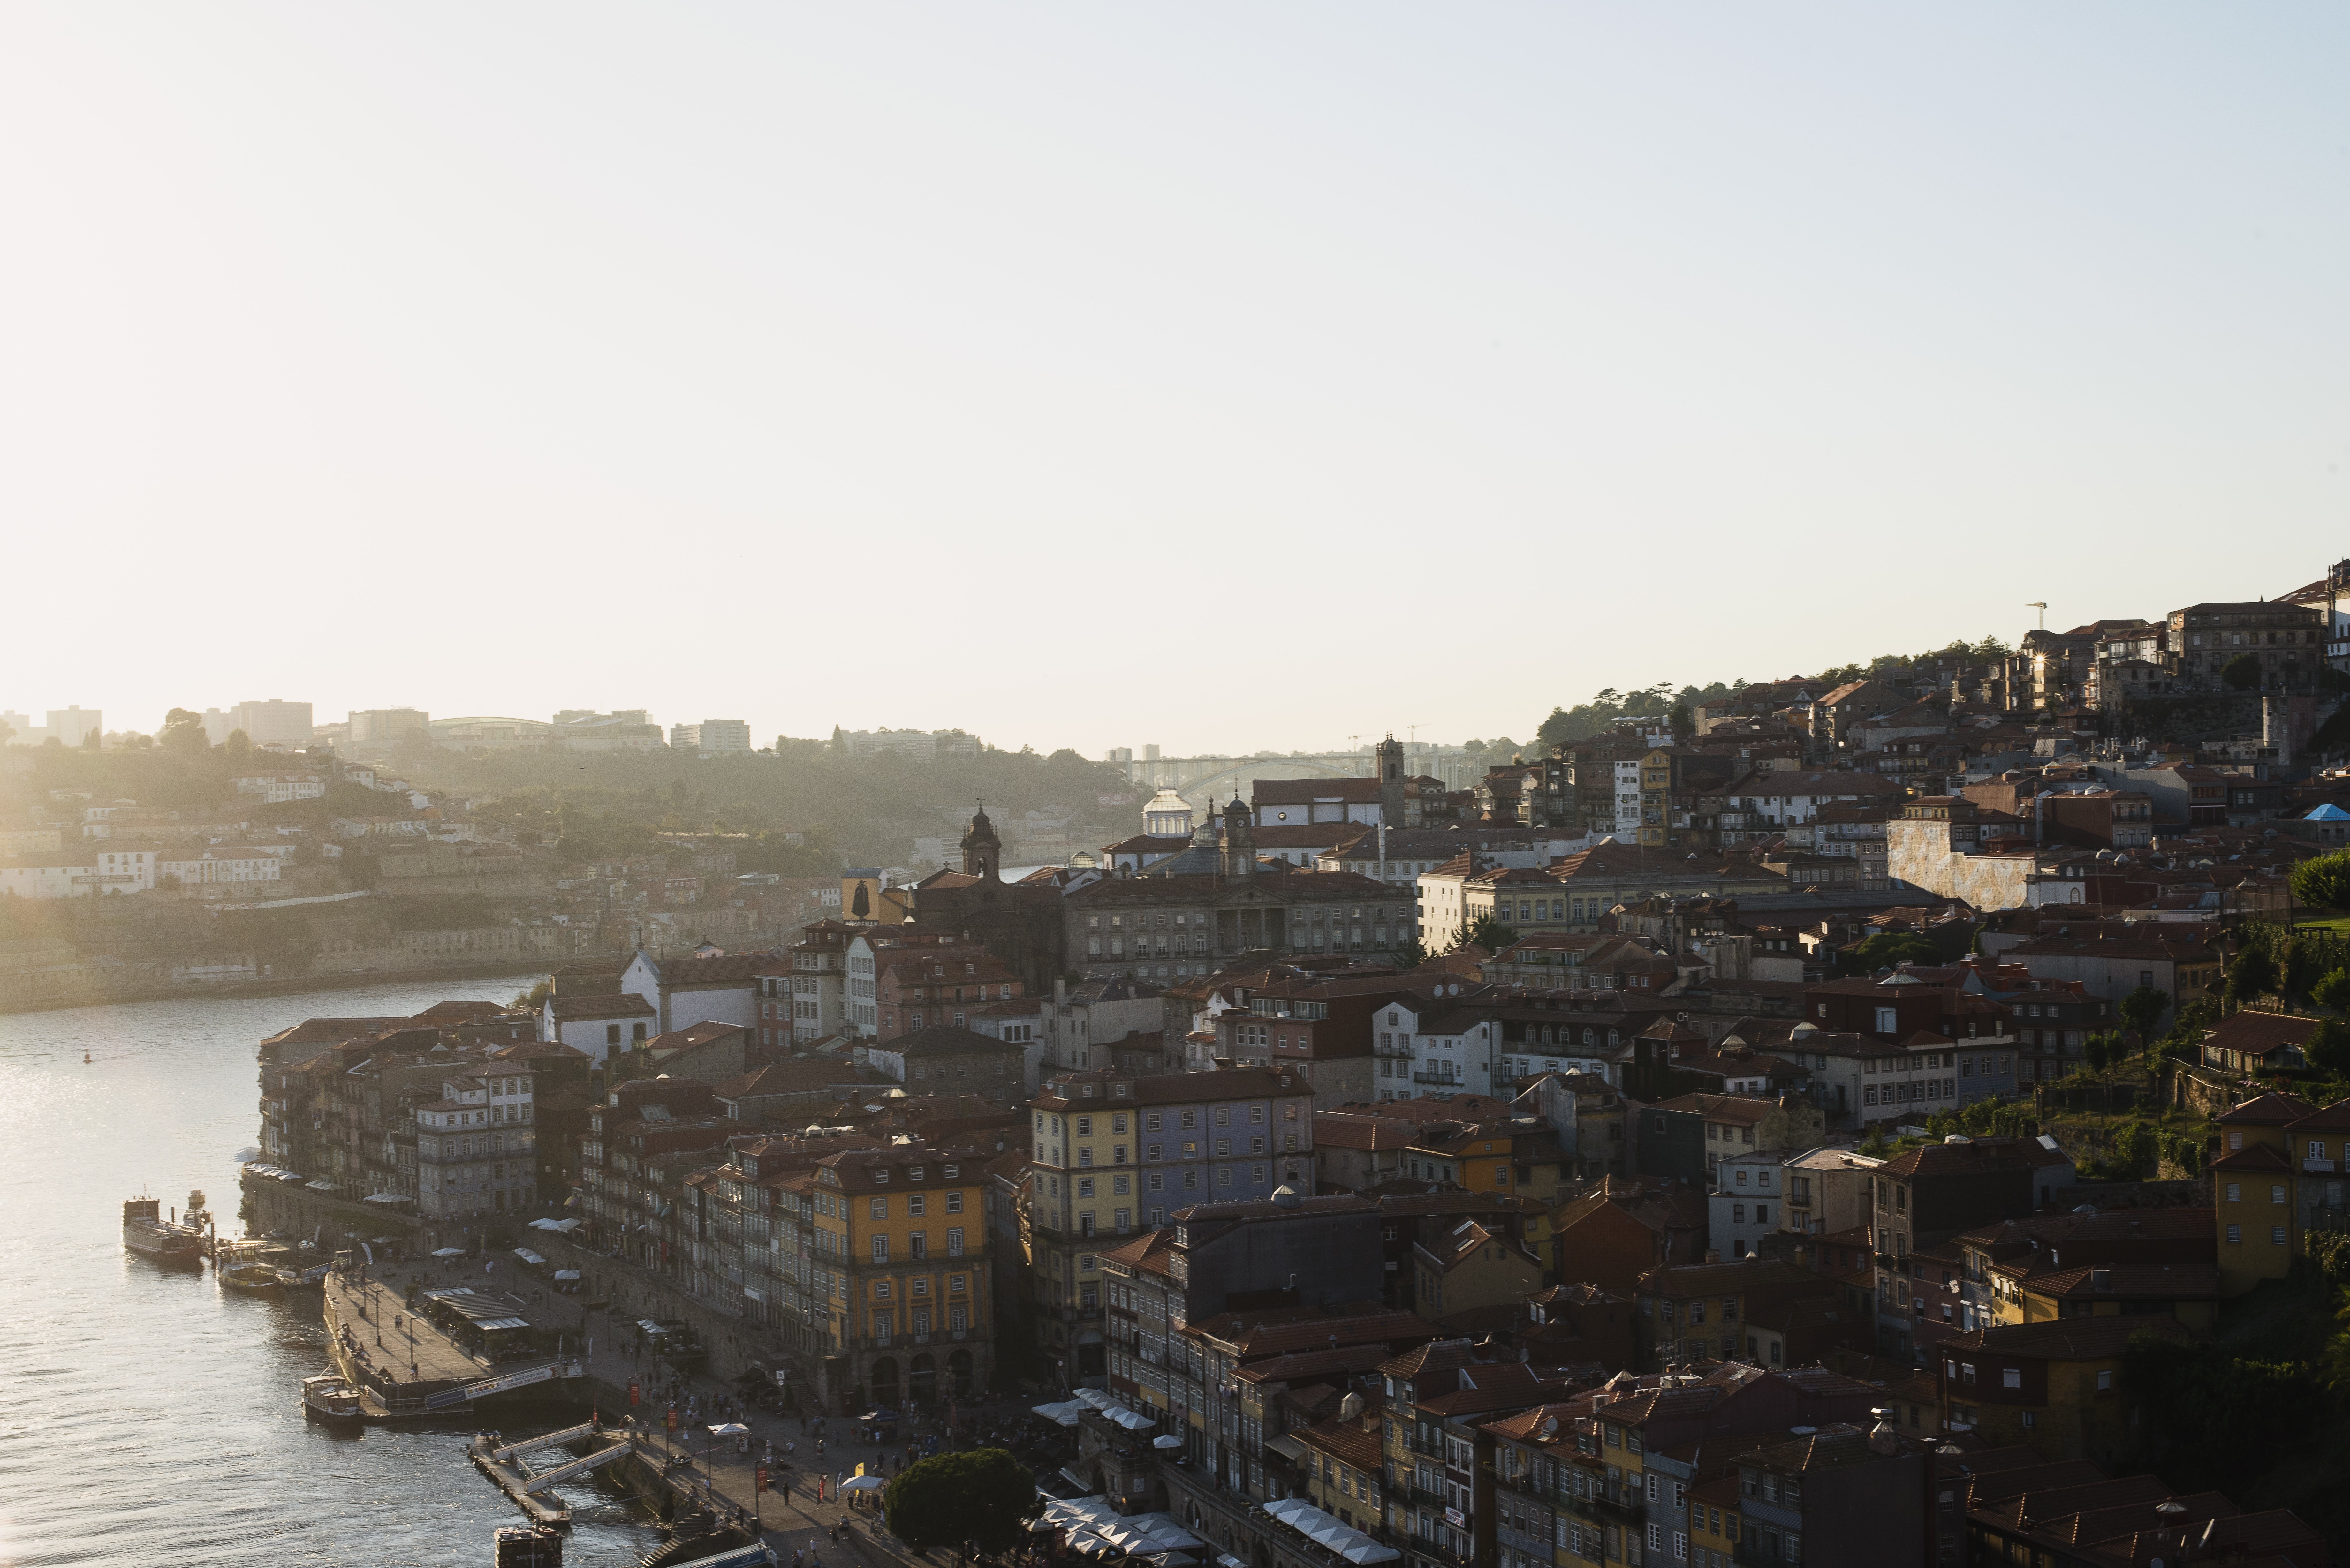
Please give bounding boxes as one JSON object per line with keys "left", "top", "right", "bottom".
{"left": 466, "top": 1423, "right": 639, "bottom": 1528}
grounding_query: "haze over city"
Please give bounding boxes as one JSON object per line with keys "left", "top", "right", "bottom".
{"left": 6, "top": 4, "right": 2350, "bottom": 754}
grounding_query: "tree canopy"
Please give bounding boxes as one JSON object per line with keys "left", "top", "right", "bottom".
{"left": 882, "top": 1448, "right": 1036, "bottom": 1553}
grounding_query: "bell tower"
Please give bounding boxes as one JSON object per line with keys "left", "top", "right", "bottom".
{"left": 1376, "top": 733, "right": 1406, "bottom": 826}
{"left": 1222, "top": 792, "right": 1255, "bottom": 881}
{"left": 960, "top": 801, "right": 1002, "bottom": 882}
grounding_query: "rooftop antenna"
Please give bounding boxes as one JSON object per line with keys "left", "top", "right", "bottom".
{"left": 2025, "top": 602, "right": 2048, "bottom": 631}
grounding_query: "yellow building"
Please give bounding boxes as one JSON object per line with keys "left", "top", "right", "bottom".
{"left": 2211, "top": 1092, "right": 2314, "bottom": 1298}
{"left": 1410, "top": 1218, "right": 1543, "bottom": 1321}
{"left": 1937, "top": 1315, "right": 2195, "bottom": 1465}
{"left": 809, "top": 1141, "right": 989, "bottom": 1412}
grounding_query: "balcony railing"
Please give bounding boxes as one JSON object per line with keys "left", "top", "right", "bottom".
{"left": 1411, "top": 1072, "right": 1464, "bottom": 1086}
{"left": 1561, "top": 1491, "right": 1643, "bottom": 1526}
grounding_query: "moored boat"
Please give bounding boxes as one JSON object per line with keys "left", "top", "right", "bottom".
{"left": 219, "top": 1260, "right": 281, "bottom": 1293}
{"left": 301, "top": 1372, "right": 365, "bottom": 1426}
{"left": 123, "top": 1197, "right": 201, "bottom": 1262}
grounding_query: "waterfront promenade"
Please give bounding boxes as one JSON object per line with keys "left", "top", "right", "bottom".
{"left": 356, "top": 1254, "right": 1017, "bottom": 1566}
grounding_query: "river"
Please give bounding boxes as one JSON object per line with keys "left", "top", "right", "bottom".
{"left": 0, "top": 979, "right": 666, "bottom": 1568}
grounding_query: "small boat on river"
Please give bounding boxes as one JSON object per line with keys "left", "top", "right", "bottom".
{"left": 219, "top": 1261, "right": 282, "bottom": 1293}
{"left": 301, "top": 1373, "right": 365, "bottom": 1427}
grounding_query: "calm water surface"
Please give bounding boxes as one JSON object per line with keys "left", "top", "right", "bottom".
{"left": 0, "top": 982, "right": 665, "bottom": 1568}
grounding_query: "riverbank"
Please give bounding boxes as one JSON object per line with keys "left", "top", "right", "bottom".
{"left": 0, "top": 957, "right": 549, "bottom": 1017}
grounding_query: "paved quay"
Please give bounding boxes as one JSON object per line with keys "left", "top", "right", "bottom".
{"left": 355, "top": 1255, "right": 1051, "bottom": 1565}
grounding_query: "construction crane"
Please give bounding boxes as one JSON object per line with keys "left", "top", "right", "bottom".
{"left": 2025, "top": 601, "right": 2048, "bottom": 631}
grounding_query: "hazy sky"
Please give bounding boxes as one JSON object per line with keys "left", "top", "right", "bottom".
{"left": 4, "top": 5, "right": 2346, "bottom": 758}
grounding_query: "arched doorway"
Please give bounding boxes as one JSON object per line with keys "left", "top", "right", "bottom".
{"left": 948, "top": 1349, "right": 973, "bottom": 1398}
{"left": 870, "top": 1357, "right": 899, "bottom": 1408}
{"left": 909, "top": 1353, "right": 937, "bottom": 1406}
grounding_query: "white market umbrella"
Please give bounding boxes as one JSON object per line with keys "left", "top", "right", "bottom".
{"left": 1153, "top": 1435, "right": 1183, "bottom": 1450}
{"left": 708, "top": 1423, "right": 751, "bottom": 1437}
{"left": 431, "top": 1247, "right": 465, "bottom": 1258}
{"left": 553, "top": 1269, "right": 580, "bottom": 1281}
{"left": 841, "top": 1474, "right": 887, "bottom": 1492}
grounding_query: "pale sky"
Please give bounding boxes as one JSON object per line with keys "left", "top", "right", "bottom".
{"left": 4, "top": 4, "right": 2346, "bottom": 758}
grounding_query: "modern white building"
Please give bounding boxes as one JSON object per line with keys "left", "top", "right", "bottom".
{"left": 670, "top": 719, "right": 753, "bottom": 756}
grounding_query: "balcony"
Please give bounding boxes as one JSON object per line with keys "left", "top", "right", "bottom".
{"left": 1411, "top": 1072, "right": 1464, "bottom": 1087}
{"left": 1561, "top": 1491, "right": 1642, "bottom": 1527}
{"left": 2306, "top": 1158, "right": 2339, "bottom": 1174}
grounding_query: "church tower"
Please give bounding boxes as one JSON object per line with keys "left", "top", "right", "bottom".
{"left": 1376, "top": 733, "right": 1406, "bottom": 827}
{"left": 1222, "top": 792, "right": 1255, "bottom": 881}
{"left": 961, "top": 803, "right": 1002, "bottom": 882}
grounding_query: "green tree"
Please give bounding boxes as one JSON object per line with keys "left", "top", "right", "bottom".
{"left": 883, "top": 1448, "right": 1036, "bottom": 1554}
{"left": 2292, "top": 850, "right": 2350, "bottom": 914}
{"left": 1837, "top": 931, "right": 1942, "bottom": 976}
{"left": 158, "top": 707, "right": 209, "bottom": 754}
{"left": 1459, "top": 915, "right": 1519, "bottom": 954}
{"left": 2083, "top": 1033, "right": 2113, "bottom": 1072}
{"left": 2314, "top": 968, "right": 2350, "bottom": 1013}
{"left": 1667, "top": 702, "right": 1695, "bottom": 741}
{"left": 2116, "top": 1121, "right": 2160, "bottom": 1178}
{"left": 222, "top": 728, "right": 252, "bottom": 762}
{"left": 2221, "top": 652, "right": 2264, "bottom": 692}
{"left": 2307, "top": 1017, "right": 2350, "bottom": 1077}
{"left": 2226, "top": 942, "right": 2279, "bottom": 1007}
{"left": 2117, "top": 985, "right": 2169, "bottom": 1042}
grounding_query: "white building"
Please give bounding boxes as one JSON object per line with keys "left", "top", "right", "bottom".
{"left": 232, "top": 771, "right": 327, "bottom": 803}
{"left": 841, "top": 727, "right": 981, "bottom": 763}
{"left": 541, "top": 991, "right": 656, "bottom": 1063}
{"left": 620, "top": 949, "right": 766, "bottom": 1035}
{"left": 159, "top": 846, "right": 285, "bottom": 887}
{"left": 1363, "top": 992, "right": 1502, "bottom": 1102}
{"left": 347, "top": 708, "right": 429, "bottom": 749}
{"left": 0, "top": 849, "right": 116, "bottom": 898}
{"left": 1709, "top": 1149, "right": 1786, "bottom": 1259}
{"left": 670, "top": 719, "right": 753, "bottom": 756}
{"left": 0, "top": 707, "right": 102, "bottom": 748}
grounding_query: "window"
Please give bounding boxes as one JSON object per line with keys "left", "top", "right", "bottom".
{"left": 2227, "top": 1224, "right": 2243, "bottom": 1243}
{"left": 870, "top": 1197, "right": 888, "bottom": 1218}
{"left": 2227, "top": 1183, "right": 2242, "bottom": 1202}
{"left": 2001, "top": 1368, "right": 2020, "bottom": 1389}
{"left": 2096, "top": 1369, "right": 2113, "bottom": 1391}
{"left": 2273, "top": 1226, "right": 2288, "bottom": 1245}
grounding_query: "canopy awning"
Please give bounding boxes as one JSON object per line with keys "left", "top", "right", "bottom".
{"left": 1261, "top": 1497, "right": 1400, "bottom": 1564}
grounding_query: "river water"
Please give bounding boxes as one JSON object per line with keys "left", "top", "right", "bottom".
{"left": 0, "top": 980, "right": 665, "bottom": 1568}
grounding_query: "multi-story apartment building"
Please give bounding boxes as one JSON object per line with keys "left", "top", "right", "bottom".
{"left": 578, "top": 1076, "right": 739, "bottom": 1270}
{"left": 414, "top": 1067, "right": 537, "bottom": 1218}
{"left": 1380, "top": 1339, "right": 1576, "bottom": 1568}
{"left": 2165, "top": 599, "right": 2327, "bottom": 690}
{"left": 807, "top": 1142, "right": 990, "bottom": 1412}
{"left": 669, "top": 718, "right": 752, "bottom": 756}
{"left": 770, "top": 921, "right": 848, "bottom": 1045}
{"left": 347, "top": 707, "right": 429, "bottom": 750}
{"left": 1023, "top": 1067, "right": 1315, "bottom": 1385}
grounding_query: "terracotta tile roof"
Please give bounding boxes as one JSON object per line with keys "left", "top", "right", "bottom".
{"left": 2216, "top": 1091, "right": 2320, "bottom": 1126}
{"left": 1938, "top": 1313, "right": 2197, "bottom": 1361}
